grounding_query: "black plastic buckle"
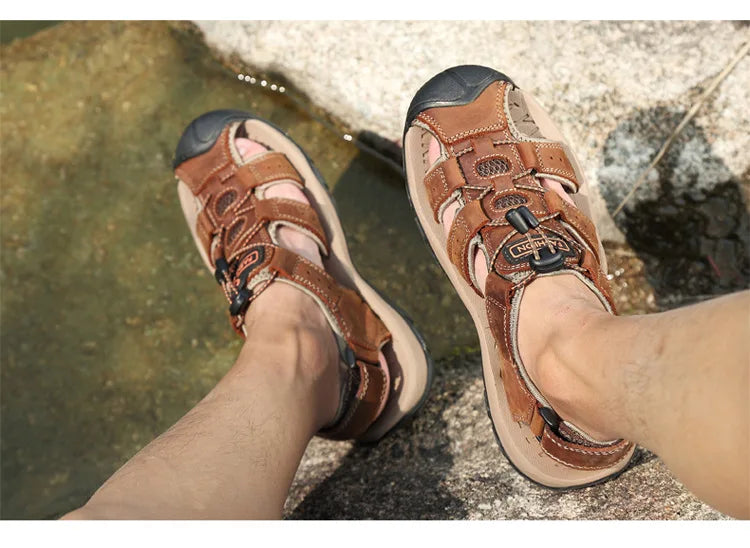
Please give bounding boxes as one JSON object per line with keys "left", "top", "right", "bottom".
{"left": 505, "top": 206, "right": 564, "bottom": 273}
{"left": 539, "top": 407, "right": 561, "bottom": 432}
{"left": 505, "top": 205, "right": 538, "bottom": 234}
{"left": 229, "top": 287, "right": 252, "bottom": 316}
{"left": 215, "top": 255, "right": 255, "bottom": 317}
{"left": 530, "top": 247, "right": 565, "bottom": 273}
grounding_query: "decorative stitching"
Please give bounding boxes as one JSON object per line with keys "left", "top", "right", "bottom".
{"left": 541, "top": 442, "right": 632, "bottom": 470}
{"left": 420, "top": 110, "right": 506, "bottom": 144}
{"left": 534, "top": 143, "right": 576, "bottom": 179}
{"left": 494, "top": 294, "right": 535, "bottom": 405}
{"left": 543, "top": 428, "right": 629, "bottom": 456}
{"left": 418, "top": 84, "right": 507, "bottom": 143}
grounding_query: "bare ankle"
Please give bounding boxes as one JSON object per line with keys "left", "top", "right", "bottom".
{"left": 519, "top": 274, "right": 622, "bottom": 440}
{"left": 236, "top": 283, "right": 341, "bottom": 429}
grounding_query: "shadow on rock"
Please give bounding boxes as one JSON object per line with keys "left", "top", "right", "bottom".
{"left": 287, "top": 360, "right": 470, "bottom": 519}
{"left": 599, "top": 106, "right": 749, "bottom": 308}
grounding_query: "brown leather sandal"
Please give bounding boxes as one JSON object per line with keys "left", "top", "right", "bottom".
{"left": 174, "top": 111, "right": 433, "bottom": 441}
{"left": 403, "top": 66, "right": 636, "bottom": 488}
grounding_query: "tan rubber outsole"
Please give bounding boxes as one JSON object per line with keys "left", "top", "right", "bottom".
{"left": 177, "top": 117, "right": 433, "bottom": 442}
{"left": 404, "top": 84, "right": 634, "bottom": 488}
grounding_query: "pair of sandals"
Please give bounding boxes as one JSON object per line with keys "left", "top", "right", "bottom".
{"left": 173, "top": 65, "right": 636, "bottom": 489}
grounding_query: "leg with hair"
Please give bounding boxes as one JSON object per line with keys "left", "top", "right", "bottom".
{"left": 63, "top": 283, "right": 340, "bottom": 519}
{"left": 520, "top": 278, "right": 749, "bottom": 518}
{"left": 425, "top": 124, "right": 749, "bottom": 516}
{"left": 63, "top": 127, "right": 413, "bottom": 519}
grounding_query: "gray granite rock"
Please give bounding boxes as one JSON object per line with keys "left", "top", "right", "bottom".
{"left": 196, "top": 21, "right": 750, "bottom": 244}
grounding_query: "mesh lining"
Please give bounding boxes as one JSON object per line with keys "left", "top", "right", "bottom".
{"left": 507, "top": 89, "right": 543, "bottom": 138}
{"left": 215, "top": 190, "right": 237, "bottom": 216}
{"left": 476, "top": 157, "right": 510, "bottom": 177}
{"left": 227, "top": 219, "right": 245, "bottom": 244}
{"left": 494, "top": 193, "right": 527, "bottom": 209}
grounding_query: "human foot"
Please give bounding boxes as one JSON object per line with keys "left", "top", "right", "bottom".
{"left": 404, "top": 66, "right": 634, "bottom": 487}
{"left": 235, "top": 137, "right": 324, "bottom": 268}
{"left": 235, "top": 135, "right": 393, "bottom": 427}
{"left": 174, "top": 111, "right": 432, "bottom": 441}
{"left": 425, "top": 135, "right": 614, "bottom": 440}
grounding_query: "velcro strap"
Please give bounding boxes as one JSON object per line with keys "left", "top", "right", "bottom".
{"left": 254, "top": 198, "right": 329, "bottom": 256}
{"left": 424, "top": 157, "right": 466, "bottom": 222}
{"left": 319, "top": 360, "right": 389, "bottom": 440}
{"left": 540, "top": 425, "right": 633, "bottom": 470}
{"left": 235, "top": 151, "right": 303, "bottom": 190}
{"left": 446, "top": 200, "right": 489, "bottom": 292}
{"left": 266, "top": 247, "right": 391, "bottom": 364}
{"left": 516, "top": 142, "right": 579, "bottom": 192}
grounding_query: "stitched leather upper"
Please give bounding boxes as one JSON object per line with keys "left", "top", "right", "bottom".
{"left": 175, "top": 121, "right": 391, "bottom": 440}
{"left": 416, "top": 81, "right": 633, "bottom": 469}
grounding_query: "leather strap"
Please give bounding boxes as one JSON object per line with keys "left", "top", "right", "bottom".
{"left": 319, "top": 360, "right": 389, "bottom": 440}
{"left": 484, "top": 272, "right": 537, "bottom": 424}
{"left": 515, "top": 141, "right": 579, "bottom": 192}
{"left": 446, "top": 200, "right": 489, "bottom": 292}
{"left": 540, "top": 426, "right": 633, "bottom": 470}
{"left": 424, "top": 156, "right": 466, "bottom": 222}
{"left": 235, "top": 151, "right": 304, "bottom": 190}
{"left": 260, "top": 246, "right": 391, "bottom": 364}
{"left": 254, "top": 198, "right": 329, "bottom": 256}
{"left": 232, "top": 245, "right": 392, "bottom": 441}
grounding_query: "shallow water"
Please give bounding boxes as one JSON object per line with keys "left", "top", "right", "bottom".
{"left": 0, "top": 21, "right": 61, "bottom": 44}
{"left": 1, "top": 21, "right": 669, "bottom": 519}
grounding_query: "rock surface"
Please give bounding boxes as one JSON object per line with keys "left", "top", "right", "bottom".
{"left": 286, "top": 356, "right": 725, "bottom": 520}
{"left": 196, "top": 20, "right": 750, "bottom": 249}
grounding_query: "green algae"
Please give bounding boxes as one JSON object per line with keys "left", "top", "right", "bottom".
{"left": 0, "top": 21, "right": 61, "bottom": 45}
